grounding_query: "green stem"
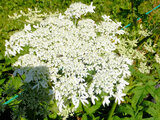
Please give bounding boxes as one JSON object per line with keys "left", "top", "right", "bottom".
{"left": 107, "top": 102, "right": 117, "bottom": 120}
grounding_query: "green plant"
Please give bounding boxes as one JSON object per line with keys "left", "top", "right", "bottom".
{"left": 0, "top": 0, "right": 160, "bottom": 120}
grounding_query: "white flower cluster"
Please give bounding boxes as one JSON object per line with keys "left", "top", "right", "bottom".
{"left": 139, "top": 24, "right": 152, "bottom": 37}
{"left": 155, "top": 54, "right": 160, "bottom": 64}
{"left": 143, "top": 39, "right": 155, "bottom": 53}
{"left": 116, "top": 24, "right": 156, "bottom": 74}
{"left": 64, "top": 2, "right": 95, "bottom": 19}
{"left": 8, "top": 7, "right": 49, "bottom": 23}
{"left": 5, "top": 2, "right": 132, "bottom": 117}
{"left": 116, "top": 38, "right": 147, "bottom": 61}
{"left": 138, "top": 62, "right": 152, "bottom": 74}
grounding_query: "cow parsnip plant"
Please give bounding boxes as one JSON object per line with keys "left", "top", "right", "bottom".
{"left": 5, "top": 2, "right": 133, "bottom": 119}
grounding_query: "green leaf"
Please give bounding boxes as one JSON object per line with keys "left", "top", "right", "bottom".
{"left": 11, "top": 76, "right": 23, "bottom": 90}
{"left": 153, "top": 88, "right": 160, "bottom": 103}
{"left": 117, "top": 104, "right": 134, "bottom": 117}
{"left": 20, "top": 117, "right": 27, "bottom": 120}
{"left": 0, "top": 88, "right": 3, "bottom": 96}
{"left": 44, "top": 117, "right": 48, "bottom": 120}
{"left": 143, "top": 100, "right": 160, "bottom": 119}
{"left": 131, "top": 81, "right": 156, "bottom": 111}
{"left": 112, "top": 116, "right": 121, "bottom": 120}
{"left": 142, "top": 117, "right": 154, "bottom": 120}
{"left": 135, "top": 111, "right": 143, "bottom": 120}
{"left": 84, "top": 100, "right": 101, "bottom": 115}
{"left": 75, "top": 102, "right": 84, "bottom": 116}
{"left": 0, "top": 79, "right": 5, "bottom": 85}
{"left": 82, "top": 113, "right": 88, "bottom": 120}
{"left": 0, "top": 54, "right": 3, "bottom": 60}
{"left": 49, "top": 101, "right": 59, "bottom": 113}
{"left": 131, "top": 86, "right": 148, "bottom": 111}
{"left": 48, "top": 112, "right": 57, "bottom": 119}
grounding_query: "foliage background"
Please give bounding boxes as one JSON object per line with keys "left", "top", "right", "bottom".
{"left": 0, "top": 0, "right": 160, "bottom": 120}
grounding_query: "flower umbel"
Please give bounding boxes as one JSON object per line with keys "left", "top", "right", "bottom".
{"left": 6, "top": 2, "right": 132, "bottom": 118}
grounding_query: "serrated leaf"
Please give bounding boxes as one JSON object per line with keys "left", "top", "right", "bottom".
{"left": 136, "top": 111, "right": 143, "bottom": 120}
{"left": 131, "top": 81, "right": 156, "bottom": 111}
{"left": 153, "top": 88, "right": 160, "bottom": 103}
{"left": 143, "top": 98, "right": 160, "bottom": 119}
{"left": 117, "top": 104, "right": 134, "bottom": 117}
{"left": 145, "top": 85, "right": 156, "bottom": 98}
{"left": 136, "top": 105, "right": 143, "bottom": 113}
{"left": 131, "top": 86, "right": 148, "bottom": 111}
{"left": 82, "top": 113, "right": 88, "bottom": 120}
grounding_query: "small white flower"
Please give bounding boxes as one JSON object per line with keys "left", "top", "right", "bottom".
{"left": 155, "top": 54, "right": 160, "bottom": 64}
{"left": 57, "top": 100, "right": 66, "bottom": 112}
{"left": 87, "top": 2, "right": 95, "bottom": 13}
{"left": 80, "top": 98, "right": 89, "bottom": 106}
{"left": 24, "top": 24, "right": 31, "bottom": 32}
{"left": 91, "top": 95, "right": 98, "bottom": 105}
{"left": 59, "top": 13, "right": 65, "bottom": 19}
{"left": 103, "top": 96, "right": 111, "bottom": 106}
{"left": 143, "top": 40, "right": 155, "bottom": 53}
{"left": 102, "top": 15, "right": 111, "bottom": 22}
{"left": 72, "top": 96, "right": 79, "bottom": 108}
{"left": 33, "top": 24, "right": 39, "bottom": 29}
{"left": 114, "top": 91, "right": 126, "bottom": 105}
{"left": 138, "top": 62, "right": 151, "bottom": 74}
